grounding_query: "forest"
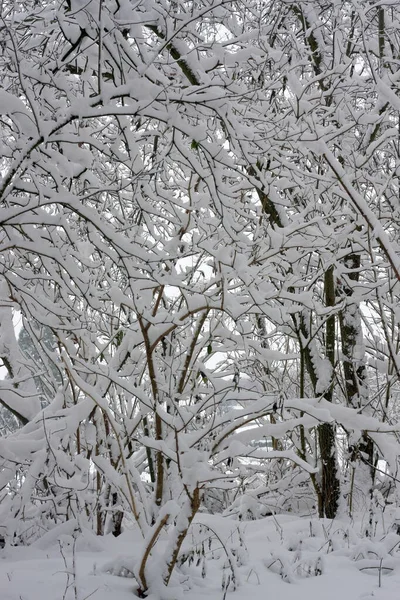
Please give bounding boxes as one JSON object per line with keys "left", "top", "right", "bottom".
{"left": 1, "top": 1, "right": 400, "bottom": 599}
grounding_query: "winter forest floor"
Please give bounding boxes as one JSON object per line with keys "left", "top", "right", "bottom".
{"left": 2, "top": 512, "right": 400, "bottom": 600}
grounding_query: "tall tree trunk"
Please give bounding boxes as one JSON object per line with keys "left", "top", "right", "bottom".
{"left": 317, "top": 266, "right": 340, "bottom": 518}
{"left": 338, "top": 253, "right": 375, "bottom": 501}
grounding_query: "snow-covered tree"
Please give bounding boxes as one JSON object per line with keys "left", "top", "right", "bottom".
{"left": 1, "top": 0, "right": 400, "bottom": 594}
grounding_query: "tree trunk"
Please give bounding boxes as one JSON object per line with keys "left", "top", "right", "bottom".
{"left": 317, "top": 266, "right": 340, "bottom": 518}
{"left": 339, "top": 252, "right": 375, "bottom": 501}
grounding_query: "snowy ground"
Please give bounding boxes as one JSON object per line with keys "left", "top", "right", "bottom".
{"left": 1, "top": 512, "right": 400, "bottom": 600}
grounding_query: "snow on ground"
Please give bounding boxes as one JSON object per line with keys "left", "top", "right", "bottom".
{"left": 1, "top": 512, "right": 400, "bottom": 600}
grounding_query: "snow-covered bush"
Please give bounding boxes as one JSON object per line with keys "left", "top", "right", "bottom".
{"left": 2, "top": 0, "right": 400, "bottom": 596}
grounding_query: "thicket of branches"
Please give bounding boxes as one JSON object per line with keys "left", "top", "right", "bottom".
{"left": 1, "top": 0, "right": 400, "bottom": 594}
